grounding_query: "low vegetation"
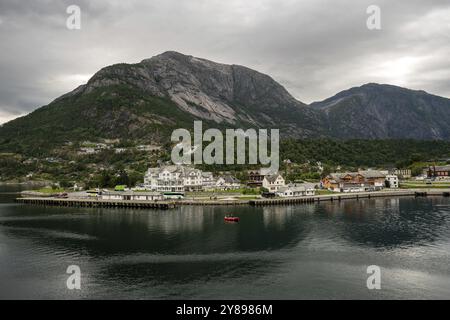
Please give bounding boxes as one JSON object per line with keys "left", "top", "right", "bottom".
{"left": 1, "top": 138, "right": 450, "bottom": 188}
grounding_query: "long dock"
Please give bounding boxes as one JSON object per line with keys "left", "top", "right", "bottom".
{"left": 249, "top": 189, "right": 450, "bottom": 206}
{"left": 16, "top": 197, "right": 176, "bottom": 210}
{"left": 176, "top": 199, "right": 250, "bottom": 206}
{"left": 15, "top": 189, "right": 450, "bottom": 209}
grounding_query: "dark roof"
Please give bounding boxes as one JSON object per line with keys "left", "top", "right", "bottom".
{"left": 265, "top": 174, "right": 283, "bottom": 183}
{"left": 221, "top": 175, "right": 240, "bottom": 184}
{"left": 327, "top": 170, "right": 385, "bottom": 182}
{"left": 433, "top": 165, "right": 450, "bottom": 171}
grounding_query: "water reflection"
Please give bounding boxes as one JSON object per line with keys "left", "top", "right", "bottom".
{"left": 1, "top": 197, "right": 449, "bottom": 256}
{"left": 318, "top": 197, "right": 450, "bottom": 249}
{"left": 1, "top": 188, "right": 450, "bottom": 299}
{"left": 0, "top": 205, "right": 308, "bottom": 258}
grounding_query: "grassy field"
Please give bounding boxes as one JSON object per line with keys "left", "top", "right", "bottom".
{"left": 237, "top": 195, "right": 260, "bottom": 200}
{"left": 34, "top": 187, "right": 65, "bottom": 194}
{"left": 400, "top": 180, "right": 450, "bottom": 189}
{"left": 316, "top": 189, "right": 336, "bottom": 195}
{"left": 400, "top": 184, "right": 450, "bottom": 189}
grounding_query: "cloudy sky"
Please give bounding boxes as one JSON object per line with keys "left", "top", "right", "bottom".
{"left": 0, "top": 0, "right": 449, "bottom": 124}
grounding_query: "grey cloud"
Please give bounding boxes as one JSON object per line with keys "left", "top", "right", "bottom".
{"left": 0, "top": 0, "right": 449, "bottom": 124}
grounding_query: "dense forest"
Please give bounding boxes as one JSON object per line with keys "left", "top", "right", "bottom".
{"left": 280, "top": 139, "right": 450, "bottom": 168}
{"left": 1, "top": 138, "right": 450, "bottom": 187}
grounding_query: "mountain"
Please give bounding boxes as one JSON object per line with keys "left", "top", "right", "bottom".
{"left": 81, "top": 51, "right": 323, "bottom": 131}
{"left": 1, "top": 52, "right": 450, "bottom": 156}
{"left": 311, "top": 83, "right": 450, "bottom": 139}
{"left": 0, "top": 51, "right": 324, "bottom": 154}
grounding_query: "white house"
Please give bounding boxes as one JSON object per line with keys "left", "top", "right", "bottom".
{"left": 385, "top": 175, "right": 399, "bottom": 188}
{"left": 183, "top": 167, "right": 203, "bottom": 191}
{"left": 262, "top": 174, "right": 285, "bottom": 192}
{"left": 201, "top": 172, "right": 216, "bottom": 190}
{"left": 276, "top": 183, "right": 316, "bottom": 197}
{"left": 100, "top": 191, "right": 163, "bottom": 201}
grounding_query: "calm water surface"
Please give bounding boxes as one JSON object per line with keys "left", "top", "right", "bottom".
{"left": 1, "top": 185, "right": 450, "bottom": 299}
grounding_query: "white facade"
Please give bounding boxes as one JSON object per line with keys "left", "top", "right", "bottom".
{"left": 183, "top": 168, "right": 203, "bottom": 191}
{"left": 394, "top": 169, "right": 411, "bottom": 179}
{"left": 144, "top": 165, "right": 219, "bottom": 191}
{"left": 339, "top": 186, "right": 366, "bottom": 193}
{"left": 276, "top": 183, "right": 316, "bottom": 197}
{"left": 144, "top": 165, "right": 185, "bottom": 192}
{"left": 385, "top": 175, "right": 399, "bottom": 188}
{"left": 262, "top": 174, "right": 286, "bottom": 192}
{"left": 201, "top": 172, "right": 216, "bottom": 190}
{"left": 100, "top": 191, "right": 163, "bottom": 201}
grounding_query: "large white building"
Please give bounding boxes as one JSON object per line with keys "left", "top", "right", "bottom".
{"left": 144, "top": 165, "right": 233, "bottom": 192}
{"left": 201, "top": 172, "right": 216, "bottom": 190}
{"left": 276, "top": 183, "right": 316, "bottom": 197}
{"left": 144, "top": 165, "right": 185, "bottom": 192}
{"left": 183, "top": 167, "right": 203, "bottom": 191}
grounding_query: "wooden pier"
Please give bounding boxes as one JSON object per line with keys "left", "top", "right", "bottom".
{"left": 16, "top": 197, "right": 176, "bottom": 210}
{"left": 15, "top": 189, "right": 450, "bottom": 209}
{"left": 176, "top": 199, "right": 250, "bottom": 206}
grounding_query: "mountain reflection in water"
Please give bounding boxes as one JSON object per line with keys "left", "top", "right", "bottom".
{"left": 1, "top": 187, "right": 449, "bottom": 299}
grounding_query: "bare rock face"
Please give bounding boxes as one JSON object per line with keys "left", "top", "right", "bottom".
{"left": 70, "top": 51, "right": 318, "bottom": 135}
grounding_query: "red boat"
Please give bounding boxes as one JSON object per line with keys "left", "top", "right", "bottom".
{"left": 224, "top": 216, "right": 240, "bottom": 222}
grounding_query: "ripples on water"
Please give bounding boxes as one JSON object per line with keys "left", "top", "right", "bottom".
{"left": 1, "top": 186, "right": 450, "bottom": 299}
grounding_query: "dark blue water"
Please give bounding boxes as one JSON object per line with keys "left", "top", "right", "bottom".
{"left": 1, "top": 185, "right": 449, "bottom": 299}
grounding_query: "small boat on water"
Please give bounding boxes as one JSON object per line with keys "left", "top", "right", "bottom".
{"left": 224, "top": 215, "right": 240, "bottom": 222}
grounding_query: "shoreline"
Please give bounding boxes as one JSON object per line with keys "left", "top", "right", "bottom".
{"left": 15, "top": 188, "right": 450, "bottom": 209}
{"left": 0, "top": 180, "right": 50, "bottom": 186}
{"left": 249, "top": 189, "right": 449, "bottom": 206}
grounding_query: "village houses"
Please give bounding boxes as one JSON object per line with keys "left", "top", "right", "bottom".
{"left": 321, "top": 170, "right": 387, "bottom": 193}
{"left": 144, "top": 165, "right": 241, "bottom": 192}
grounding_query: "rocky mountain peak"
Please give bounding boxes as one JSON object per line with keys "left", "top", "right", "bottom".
{"left": 69, "top": 51, "right": 310, "bottom": 128}
{"left": 2, "top": 52, "right": 450, "bottom": 152}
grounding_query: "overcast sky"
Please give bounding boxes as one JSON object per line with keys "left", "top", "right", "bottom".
{"left": 0, "top": 0, "right": 449, "bottom": 124}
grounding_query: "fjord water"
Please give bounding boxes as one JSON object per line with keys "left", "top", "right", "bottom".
{"left": 1, "top": 185, "right": 450, "bottom": 299}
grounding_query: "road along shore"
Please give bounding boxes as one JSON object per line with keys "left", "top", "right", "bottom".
{"left": 15, "top": 188, "right": 450, "bottom": 209}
